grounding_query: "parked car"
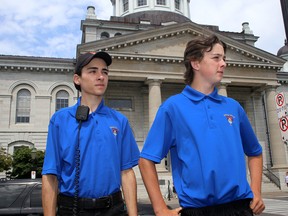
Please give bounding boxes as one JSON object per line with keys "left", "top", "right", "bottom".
{"left": 0, "top": 178, "right": 43, "bottom": 215}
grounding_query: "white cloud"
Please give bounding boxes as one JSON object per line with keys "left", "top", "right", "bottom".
{"left": 189, "top": 0, "right": 285, "bottom": 55}
{"left": 0, "top": 0, "right": 285, "bottom": 58}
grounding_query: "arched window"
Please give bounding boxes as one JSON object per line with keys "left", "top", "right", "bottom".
{"left": 100, "top": 32, "right": 110, "bottom": 39}
{"left": 16, "top": 89, "right": 31, "bottom": 123}
{"left": 114, "top": 32, "right": 122, "bottom": 36}
{"left": 123, "top": 0, "right": 129, "bottom": 12}
{"left": 138, "top": 0, "right": 147, "bottom": 6}
{"left": 56, "top": 90, "right": 69, "bottom": 111}
{"left": 157, "top": 0, "right": 166, "bottom": 5}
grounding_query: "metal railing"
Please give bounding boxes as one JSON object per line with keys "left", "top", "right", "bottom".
{"left": 262, "top": 166, "right": 281, "bottom": 189}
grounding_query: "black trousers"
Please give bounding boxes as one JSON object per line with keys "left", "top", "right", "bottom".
{"left": 181, "top": 199, "right": 253, "bottom": 216}
{"left": 57, "top": 191, "right": 127, "bottom": 216}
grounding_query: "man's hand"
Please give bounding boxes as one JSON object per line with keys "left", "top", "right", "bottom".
{"left": 155, "top": 206, "right": 182, "bottom": 216}
{"left": 250, "top": 194, "right": 265, "bottom": 215}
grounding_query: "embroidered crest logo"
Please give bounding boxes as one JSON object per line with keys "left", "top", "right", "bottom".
{"left": 224, "top": 114, "right": 235, "bottom": 125}
{"left": 110, "top": 127, "right": 119, "bottom": 136}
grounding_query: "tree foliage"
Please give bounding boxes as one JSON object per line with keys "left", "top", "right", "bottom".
{"left": 0, "top": 147, "right": 13, "bottom": 172}
{"left": 10, "top": 146, "right": 44, "bottom": 179}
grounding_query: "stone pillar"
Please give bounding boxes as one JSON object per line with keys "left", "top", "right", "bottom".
{"left": 145, "top": 78, "right": 166, "bottom": 171}
{"left": 183, "top": 0, "right": 190, "bottom": 18}
{"left": 218, "top": 83, "right": 227, "bottom": 96}
{"left": 266, "top": 86, "right": 287, "bottom": 166}
{"left": 265, "top": 86, "right": 288, "bottom": 190}
{"left": 146, "top": 79, "right": 162, "bottom": 127}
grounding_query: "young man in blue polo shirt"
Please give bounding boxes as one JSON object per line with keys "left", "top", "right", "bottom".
{"left": 139, "top": 35, "right": 265, "bottom": 216}
{"left": 42, "top": 51, "right": 140, "bottom": 216}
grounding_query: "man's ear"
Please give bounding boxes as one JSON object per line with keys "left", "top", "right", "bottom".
{"left": 73, "top": 74, "right": 80, "bottom": 86}
{"left": 191, "top": 60, "right": 200, "bottom": 71}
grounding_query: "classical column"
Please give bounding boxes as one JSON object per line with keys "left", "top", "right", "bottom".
{"left": 265, "top": 86, "right": 287, "bottom": 167}
{"left": 146, "top": 79, "right": 162, "bottom": 127}
{"left": 218, "top": 83, "right": 227, "bottom": 96}
{"left": 145, "top": 78, "right": 167, "bottom": 171}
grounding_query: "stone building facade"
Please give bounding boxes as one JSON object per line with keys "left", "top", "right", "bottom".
{"left": 0, "top": 0, "right": 288, "bottom": 191}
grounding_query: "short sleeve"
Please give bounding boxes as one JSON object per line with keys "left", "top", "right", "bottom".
{"left": 140, "top": 106, "right": 175, "bottom": 163}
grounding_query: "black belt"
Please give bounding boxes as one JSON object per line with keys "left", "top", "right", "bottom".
{"left": 58, "top": 191, "right": 123, "bottom": 210}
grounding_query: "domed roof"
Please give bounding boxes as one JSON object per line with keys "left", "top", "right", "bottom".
{"left": 119, "top": 11, "right": 191, "bottom": 25}
{"left": 277, "top": 41, "right": 288, "bottom": 57}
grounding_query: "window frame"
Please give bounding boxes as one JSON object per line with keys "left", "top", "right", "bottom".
{"left": 16, "top": 89, "right": 31, "bottom": 123}
{"left": 106, "top": 97, "right": 134, "bottom": 111}
{"left": 55, "top": 90, "right": 69, "bottom": 112}
{"left": 175, "top": 0, "right": 180, "bottom": 10}
{"left": 156, "top": 0, "right": 166, "bottom": 6}
{"left": 123, "top": 0, "right": 129, "bottom": 12}
{"left": 137, "top": 0, "right": 147, "bottom": 6}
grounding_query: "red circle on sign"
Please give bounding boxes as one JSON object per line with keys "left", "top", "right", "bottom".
{"left": 279, "top": 116, "right": 288, "bottom": 131}
{"left": 276, "top": 93, "right": 284, "bottom": 106}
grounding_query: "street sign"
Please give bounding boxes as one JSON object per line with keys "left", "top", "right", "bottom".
{"left": 31, "top": 171, "right": 36, "bottom": 179}
{"left": 275, "top": 92, "right": 288, "bottom": 144}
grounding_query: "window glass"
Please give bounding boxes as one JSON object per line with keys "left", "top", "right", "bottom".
{"left": 56, "top": 90, "right": 69, "bottom": 111}
{"left": 138, "top": 0, "right": 147, "bottom": 6}
{"left": 100, "top": 32, "right": 110, "bottom": 39}
{"left": 123, "top": 0, "right": 128, "bottom": 12}
{"left": 107, "top": 98, "right": 133, "bottom": 110}
{"left": 0, "top": 184, "right": 26, "bottom": 208}
{"left": 175, "top": 0, "right": 180, "bottom": 9}
{"left": 16, "top": 89, "right": 31, "bottom": 123}
{"left": 157, "top": 0, "right": 166, "bottom": 5}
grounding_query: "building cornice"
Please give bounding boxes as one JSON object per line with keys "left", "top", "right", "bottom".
{"left": 0, "top": 55, "right": 75, "bottom": 73}
{"left": 107, "top": 53, "right": 282, "bottom": 70}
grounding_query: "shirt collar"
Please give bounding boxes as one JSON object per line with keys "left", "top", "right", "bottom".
{"left": 182, "top": 85, "right": 222, "bottom": 102}
{"left": 70, "top": 97, "right": 108, "bottom": 117}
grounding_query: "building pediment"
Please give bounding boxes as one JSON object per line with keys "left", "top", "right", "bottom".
{"left": 77, "top": 22, "right": 285, "bottom": 70}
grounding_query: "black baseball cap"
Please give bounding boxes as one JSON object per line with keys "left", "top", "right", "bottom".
{"left": 75, "top": 51, "right": 112, "bottom": 75}
{"left": 74, "top": 51, "right": 112, "bottom": 91}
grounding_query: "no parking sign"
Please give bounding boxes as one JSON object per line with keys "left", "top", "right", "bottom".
{"left": 275, "top": 92, "right": 288, "bottom": 144}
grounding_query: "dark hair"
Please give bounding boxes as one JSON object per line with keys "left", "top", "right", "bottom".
{"left": 183, "top": 34, "right": 226, "bottom": 85}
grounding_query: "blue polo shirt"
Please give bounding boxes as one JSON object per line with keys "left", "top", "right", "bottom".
{"left": 140, "top": 85, "right": 262, "bottom": 208}
{"left": 42, "top": 98, "right": 140, "bottom": 198}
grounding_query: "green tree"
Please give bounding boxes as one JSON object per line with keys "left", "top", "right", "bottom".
{"left": 11, "top": 146, "right": 44, "bottom": 179}
{"left": 0, "top": 147, "right": 13, "bottom": 172}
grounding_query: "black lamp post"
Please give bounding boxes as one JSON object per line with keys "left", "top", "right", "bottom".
{"left": 31, "top": 147, "right": 37, "bottom": 179}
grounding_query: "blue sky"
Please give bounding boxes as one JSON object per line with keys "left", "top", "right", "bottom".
{"left": 0, "top": 0, "right": 285, "bottom": 58}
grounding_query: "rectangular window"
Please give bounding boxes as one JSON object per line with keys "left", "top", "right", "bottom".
{"left": 175, "top": 0, "right": 180, "bottom": 10}
{"left": 157, "top": 0, "right": 166, "bottom": 5}
{"left": 123, "top": 0, "right": 129, "bottom": 12}
{"left": 107, "top": 98, "right": 133, "bottom": 111}
{"left": 56, "top": 98, "right": 68, "bottom": 111}
{"left": 138, "top": 0, "right": 147, "bottom": 6}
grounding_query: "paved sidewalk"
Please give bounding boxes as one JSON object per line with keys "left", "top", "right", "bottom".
{"left": 262, "top": 191, "right": 288, "bottom": 199}
{"left": 138, "top": 197, "right": 179, "bottom": 216}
